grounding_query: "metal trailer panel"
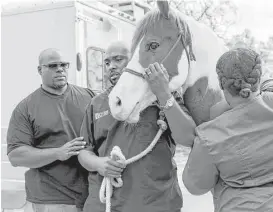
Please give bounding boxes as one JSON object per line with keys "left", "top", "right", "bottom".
{"left": 1, "top": 1, "right": 137, "bottom": 210}
{"left": 1, "top": 5, "right": 77, "bottom": 130}
{"left": 1, "top": 5, "right": 77, "bottom": 205}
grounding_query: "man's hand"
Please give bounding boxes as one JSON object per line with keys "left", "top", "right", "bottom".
{"left": 96, "top": 156, "right": 126, "bottom": 178}
{"left": 56, "top": 137, "right": 86, "bottom": 161}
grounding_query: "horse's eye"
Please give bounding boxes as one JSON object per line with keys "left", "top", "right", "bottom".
{"left": 148, "top": 42, "right": 160, "bottom": 51}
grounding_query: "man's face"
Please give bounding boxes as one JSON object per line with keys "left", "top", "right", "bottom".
{"left": 104, "top": 49, "right": 129, "bottom": 85}
{"left": 39, "top": 52, "right": 69, "bottom": 89}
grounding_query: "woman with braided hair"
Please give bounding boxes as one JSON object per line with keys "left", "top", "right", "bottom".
{"left": 182, "top": 48, "right": 273, "bottom": 212}
{"left": 210, "top": 48, "right": 273, "bottom": 119}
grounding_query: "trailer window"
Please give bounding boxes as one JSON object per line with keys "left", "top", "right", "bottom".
{"left": 86, "top": 47, "right": 109, "bottom": 92}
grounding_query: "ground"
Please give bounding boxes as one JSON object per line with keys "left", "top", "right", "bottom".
{"left": 175, "top": 145, "right": 214, "bottom": 212}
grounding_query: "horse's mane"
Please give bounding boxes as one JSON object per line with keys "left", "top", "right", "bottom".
{"left": 131, "top": 8, "right": 194, "bottom": 56}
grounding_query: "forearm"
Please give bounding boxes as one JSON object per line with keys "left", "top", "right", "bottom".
{"left": 164, "top": 101, "right": 196, "bottom": 147}
{"left": 182, "top": 137, "right": 218, "bottom": 195}
{"left": 78, "top": 150, "right": 100, "bottom": 172}
{"left": 182, "top": 165, "right": 208, "bottom": 195}
{"left": 8, "top": 146, "right": 59, "bottom": 168}
{"left": 158, "top": 92, "right": 196, "bottom": 147}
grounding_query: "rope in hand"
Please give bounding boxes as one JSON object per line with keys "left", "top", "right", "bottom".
{"left": 99, "top": 111, "right": 168, "bottom": 212}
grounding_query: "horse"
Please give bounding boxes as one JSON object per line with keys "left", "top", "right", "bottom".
{"left": 108, "top": 0, "right": 228, "bottom": 125}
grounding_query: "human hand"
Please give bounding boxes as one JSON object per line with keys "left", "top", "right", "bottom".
{"left": 56, "top": 137, "right": 86, "bottom": 161}
{"left": 144, "top": 62, "right": 172, "bottom": 103}
{"left": 96, "top": 156, "right": 126, "bottom": 178}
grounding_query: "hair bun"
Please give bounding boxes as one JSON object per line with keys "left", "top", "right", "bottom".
{"left": 216, "top": 48, "right": 262, "bottom": 98}
{"left": 239, "top": 88, "right": 251, "bottom": 98}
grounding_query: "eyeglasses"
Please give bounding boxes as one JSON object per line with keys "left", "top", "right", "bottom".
{"left": 41, "top": 62, "right": 70, "bottom": 69}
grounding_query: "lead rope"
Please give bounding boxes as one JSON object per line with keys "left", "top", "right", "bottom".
{"left": 99, "top": 111, "right": 167, "bottom": 212}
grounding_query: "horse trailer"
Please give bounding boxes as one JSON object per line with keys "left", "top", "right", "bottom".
{"left": 1, "top": 1, "right": 149, "bottom": 210}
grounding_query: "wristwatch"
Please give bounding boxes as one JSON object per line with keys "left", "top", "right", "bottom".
{"left": 160, "top": 95, "right": 175, "bottom": 111}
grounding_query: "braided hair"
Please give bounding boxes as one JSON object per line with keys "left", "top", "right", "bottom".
{"left": 216, "top": 48, "right": 262, "bottom": 98}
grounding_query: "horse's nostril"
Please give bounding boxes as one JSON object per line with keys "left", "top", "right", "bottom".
{"left": 116, "top": 97, "right": 122, "bottom": 107}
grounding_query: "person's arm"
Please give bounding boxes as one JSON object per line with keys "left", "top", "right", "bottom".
{"left": 78, "top": 150, "right": 105, "bottom": 172}
{"left": 7, "top": 103, "right": 85, "bottom": 168}
{"left": 9, "top": 146, "right": 58, "bottom": 168}
{"left": 182, "top": 136, "right": 219, "bottom": 195}
{"left": 78, "top": 102, "right": 125, "bottom": 178}
{"left": 8, "top": 137, "right": 86, "bottom": 168}
{"left": 144, "top": 62, "right": 196, "bottom": 147}
{"left": 157, "top": 91, "right": 196, "bottom": 147}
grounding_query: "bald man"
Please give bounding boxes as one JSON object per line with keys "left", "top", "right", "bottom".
{"left": 7, "top": 48, "right": 95, "bottom": 212}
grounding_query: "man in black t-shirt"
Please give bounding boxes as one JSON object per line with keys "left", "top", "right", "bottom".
{"left": 7, "top": 48, "right": 95, "bottom": 212}
{"left": 78, "top": 41, "right": 196, "bottom": 212}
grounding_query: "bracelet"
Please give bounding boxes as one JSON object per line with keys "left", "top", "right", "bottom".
{"left": 159, "top": 95, "right": 175, "bottom": 111}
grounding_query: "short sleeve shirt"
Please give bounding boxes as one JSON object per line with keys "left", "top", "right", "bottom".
{"left": 7, "top": 84, "right": 95, "bottom": 208}
{"left": 80, "top": 89, "right": 188, "bottom": 212}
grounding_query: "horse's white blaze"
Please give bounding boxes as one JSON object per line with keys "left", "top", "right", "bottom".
{"left": 127, "top": 43, "right": 145, "bottom": 74}
{"left": 169, "top": 48, "right": 191, "bottom": 92}
{"left": 108, "top": 71, "right": 146, "bottom": 120}
{"left": 109, "top": 42, "right": 155, "bottom": 122}
{"left": 109, "top": 35, "right": 188, "bottom": 123}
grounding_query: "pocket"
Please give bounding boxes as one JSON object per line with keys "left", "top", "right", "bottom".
{"left": 93, "top": 111, "right": 116, "bottom": 143}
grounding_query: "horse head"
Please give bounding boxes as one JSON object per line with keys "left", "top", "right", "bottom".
{"left": 109, "top": 0, "right": 227, "bottom": 125}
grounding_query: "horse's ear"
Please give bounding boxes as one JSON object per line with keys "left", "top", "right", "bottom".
{"left": 157, "top": 0, "right": 170, "bottom": 19}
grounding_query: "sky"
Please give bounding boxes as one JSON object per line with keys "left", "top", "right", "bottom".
{"left": 230, "top": 0, "right": 273, "bottom": 41}
{"left": 1, "top": 0, "right": 273, "bottom": 41}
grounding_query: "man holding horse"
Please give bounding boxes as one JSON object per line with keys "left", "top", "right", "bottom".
{"left": 93, "top": 0, "right": 228, "bottom": 211}
{"left": 79, "top": 35, "right": 196, "bottom": 212}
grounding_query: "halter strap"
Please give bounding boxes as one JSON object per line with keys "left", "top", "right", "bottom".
{"left": 124, "top": 68, "right": 145, "bottom": 79}
{"left": 160, "top": 32, "right": 182, "bottom": 64}
{"left": 124, "top": 30, "right": 195, "bottom": 79}
{"left": 123, "top": 33, "right": 182, "bottom": 79}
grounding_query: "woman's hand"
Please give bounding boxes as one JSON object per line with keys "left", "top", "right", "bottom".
{"left": 144, "top": 62, "right": 172, "bottom": 103}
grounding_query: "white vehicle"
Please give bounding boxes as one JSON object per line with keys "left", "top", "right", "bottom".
{"left": 1, "top": 1, "right": 149, "bottom": 210}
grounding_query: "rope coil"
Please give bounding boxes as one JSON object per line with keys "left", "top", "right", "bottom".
{"left": 99, "top": 113, "right": 167, "bottom": 212}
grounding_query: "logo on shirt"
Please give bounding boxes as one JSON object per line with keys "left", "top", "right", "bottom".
{"left": 95, "top": 110, "right": 109, "bottom": 120}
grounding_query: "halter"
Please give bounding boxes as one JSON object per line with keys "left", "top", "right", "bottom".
{"left": 123, "top": 30, "right": 194, "bottom": 79}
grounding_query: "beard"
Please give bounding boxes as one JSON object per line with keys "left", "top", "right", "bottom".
{"left": 109, "top": 76, "right": 120, "bottom": 85}
{"left": 52, "top": 81, "right": 67, "bottom": 89}
{"left": 109, "top": 71, "right": 122, "bottom": 86}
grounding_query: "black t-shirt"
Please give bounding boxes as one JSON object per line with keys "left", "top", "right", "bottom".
{"left": 7, "top": 84, "right": 95, "bottom": 208}
{"left": 79, "top": 89, "right": 190, "bottom": 212}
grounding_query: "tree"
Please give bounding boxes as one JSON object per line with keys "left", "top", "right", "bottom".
{"left": 145, "top": 0, "right": 238, "bottom": 41}
{"left": 227, "top": 29, "right": 273, "bottom": 69}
